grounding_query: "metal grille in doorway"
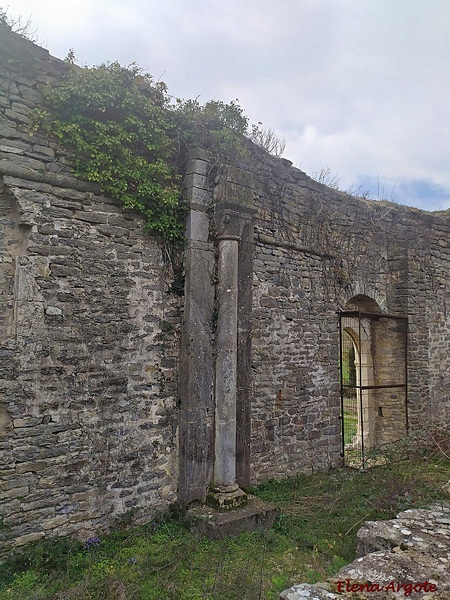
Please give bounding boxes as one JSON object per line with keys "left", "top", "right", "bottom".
{"left": 339, "top": 310, "right": 408, "bottom": 469}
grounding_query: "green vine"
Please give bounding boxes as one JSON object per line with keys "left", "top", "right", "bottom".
{"left": 34, "top": 61, "right": 249, "bottom": 245}
{"left": 36, "top": 62, "right": 184, "bottom": 243}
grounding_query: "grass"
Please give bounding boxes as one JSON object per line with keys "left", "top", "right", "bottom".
{"left": 0, "top": 432, "right": 449, "bottom": 600}
{"left": 343, "top": 408, "right": 358, "bottom": 446}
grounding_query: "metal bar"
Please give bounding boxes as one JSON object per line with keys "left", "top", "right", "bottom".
{"left": 339, "top": 313, "right": 345, "bottom": 459}
{"left": 358, "top": 311, "right": 365, "bottom": 469}
{"left": 342, "top": 384, "right": 406, "bottom": 390}
{"left": 339, "top": 310, "right": 408, "bottom": 321}
{"left": 359, "top": 384, "right": 406, "bottom": 390}
{"left": 404, "top": 319, "right": 409, "bottom": 435}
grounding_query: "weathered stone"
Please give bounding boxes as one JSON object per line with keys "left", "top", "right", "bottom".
{"left": 281, "top": 506, "right": 450, "bottom": 599}
{"left": 280, "top": 585, "right": 339, "bottom": 599}
{"left": 44, "top": 306, "right": 62, "bottom": 316}
{"left": 18, "top": 85, "right": 43, "bottom": 104}
{"left": 213, "top": 238, "right": 239, "bottom": 488}
{"left": 4, "top": 108, "right": 32, "bottom": 125}
{"left": 14, "top": 531, "right": 45, "bottom": 546}
{"left": 0, "top": 144, "right": 24, "bottom": 155}
{"left": 0, "top": 122, "right": 21, "bottom": 139}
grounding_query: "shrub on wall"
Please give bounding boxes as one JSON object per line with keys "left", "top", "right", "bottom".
{"left": 35, "top": 62, "right": 185, "bottom": 243}
{"left": 35, "top": 60, "right": 250, "bottom": 245}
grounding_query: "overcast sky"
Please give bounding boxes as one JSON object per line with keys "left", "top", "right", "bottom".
{"left": 6, "top": 0, "right": 450, "bottom": 211}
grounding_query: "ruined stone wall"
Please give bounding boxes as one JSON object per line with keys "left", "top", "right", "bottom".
{"left": 1, "top": 26, "right": 449, "bottom": 551}
{"left": 246, "top": 147, "right": 450, "bottom": 481}
{"left": 0, "top": 27, "right": 180, "bottom": 553}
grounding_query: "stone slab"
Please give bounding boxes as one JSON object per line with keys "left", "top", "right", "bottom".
{"left": 185, "top": 496, "right": 280, "bottom": 539}
{"left": 280, "top": 504, "right": 450, "bottom": 600}
{"left": 280, "top": 584, "right": 339, "bottom": 599}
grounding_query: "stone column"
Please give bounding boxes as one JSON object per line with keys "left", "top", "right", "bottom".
{"left": 208, "top": 167, "right": 255, "bottom": 509}
{"left": 180, "top": 158, "right": 254, "bottom": 510}
{"left": 213, "top": 235, "right": 239, "bottom": 489}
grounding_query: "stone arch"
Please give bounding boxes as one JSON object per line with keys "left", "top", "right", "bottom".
{"left": 338, "top": 283, "right": 387, "bottom": 313}
{"left": 342, "top": 295, "right": 379, "bottom": 453}
{"left": 340, "top": 294, "right": 408, "bottom": 466}
{"left": 346, "top": 294, "right": 382, "bottom": 313}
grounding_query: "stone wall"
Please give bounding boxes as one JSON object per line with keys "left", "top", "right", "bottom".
{"left": 0, "top": 26, "right": 180, "bottom": 552}
{"left": 1, "top": 25, "right": 449, "bottom": 552}
{"left": 246, "top": 146, "right": 450, "bottom": 481}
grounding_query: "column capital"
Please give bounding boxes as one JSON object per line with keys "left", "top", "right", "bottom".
{"left": 214, "top": 206, "right": 253, "bottom": 241}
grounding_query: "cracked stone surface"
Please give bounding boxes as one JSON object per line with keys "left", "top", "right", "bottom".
{"left": 280, "top": 505, "right": 450, "bottom": 599}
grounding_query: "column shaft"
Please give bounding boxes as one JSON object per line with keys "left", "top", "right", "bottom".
{"left": 213, "top": 238, "right": 239, "bottom": 488}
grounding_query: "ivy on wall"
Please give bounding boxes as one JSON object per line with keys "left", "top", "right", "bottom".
{"left": 36, "top": 62, "right": 184, "bottom": 243}
{"left": 35, "top": 60, "right": 249, "bottom": 245}
{"left": 3, "top": 9, "right": 286, "bottom": 245}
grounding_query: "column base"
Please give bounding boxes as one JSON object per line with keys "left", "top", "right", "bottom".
{"left": 185, "top": 496, "right": 280, "bottom": 539}
{"left": 207, "top": 483, "right": 248, "bottom": 511}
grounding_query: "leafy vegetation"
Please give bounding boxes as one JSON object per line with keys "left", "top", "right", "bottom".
{"left": 38, "top": 62, "right": 186, "bottom": 243}
{"left": 2, "top": 6, "right": 287, "bottom": 245}
{"left": 1, "top": 434, "right": 448, "bottom": 600}
{"left": 30, "top": 58, "right": 288, "bottom": 246}
{"left": 34, "top": 62, "right": 250, "bottom": 245}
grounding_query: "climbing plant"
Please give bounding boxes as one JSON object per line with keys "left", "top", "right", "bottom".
{"left": 172, "top": 97, "right": 249, "bottom": 163}
{"left": 36, "top": 61, "right": 186, "bottom": 243}
{"left": 35, "top": 60, "right": 250, "bottom": 245}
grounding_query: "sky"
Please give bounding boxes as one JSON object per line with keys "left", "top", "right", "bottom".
{"left": 5, "top": 0, "right": 450, "bottom": 212}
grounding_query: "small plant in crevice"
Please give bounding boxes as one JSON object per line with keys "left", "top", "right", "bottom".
{"left": 169, "top": 270, "right": 185, "bottom": 296}
{"left": 0, "top": 7, "right": 37, "bottom": 41}
{"left": 250, "top": 122, "right": 286, "bottom": 158}
{"left": 211, "top": 297, "right": 220, "bottom": 330}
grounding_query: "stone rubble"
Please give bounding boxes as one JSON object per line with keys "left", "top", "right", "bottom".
{"left": 281, "top": 505, "right": 450, "bottom": 600}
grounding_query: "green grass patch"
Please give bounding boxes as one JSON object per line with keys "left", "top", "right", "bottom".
{"left": 343, "top": 408, "right": 358, "bottom": 446}
{"left": 1, "top": 436, "right": 449, "bottom": 600}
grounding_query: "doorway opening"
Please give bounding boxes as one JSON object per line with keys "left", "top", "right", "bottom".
{"left": 339, "top": 297, "right": 408, "bottom": 468}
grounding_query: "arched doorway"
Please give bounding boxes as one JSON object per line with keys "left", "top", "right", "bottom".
{"left": 339, "top": 296, "right": 408, "bottom": 468}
